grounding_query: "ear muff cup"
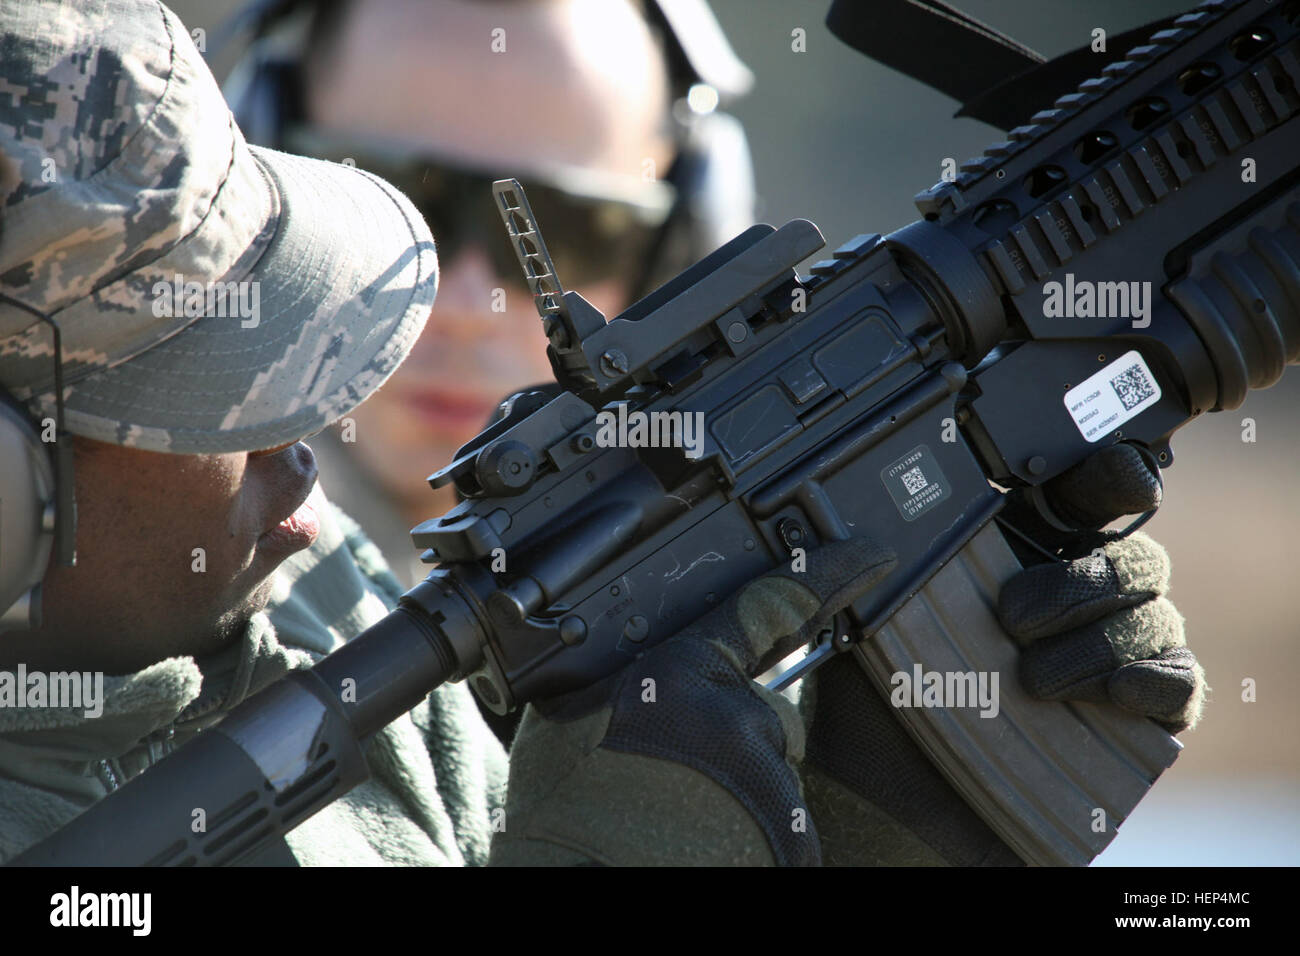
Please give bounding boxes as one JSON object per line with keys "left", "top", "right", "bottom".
{"left": 0, "top": 391, "right": 56, "bottom": 631}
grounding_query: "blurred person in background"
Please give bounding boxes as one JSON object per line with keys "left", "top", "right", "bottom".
{"left": 222, "top": 0, "right": 760, "bottom": 589}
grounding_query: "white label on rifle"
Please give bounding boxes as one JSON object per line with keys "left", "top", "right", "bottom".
{"left": 1064, "top": 350, "right": 1162, "bottom": 443}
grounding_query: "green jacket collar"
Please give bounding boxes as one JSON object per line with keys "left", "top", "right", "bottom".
{"left": 0, "top": 614, "right": 314, "bottom": 770}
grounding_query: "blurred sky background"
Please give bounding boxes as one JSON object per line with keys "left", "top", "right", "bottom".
{"left": 175, "top": 0, "right": 1298, "bottom": 866}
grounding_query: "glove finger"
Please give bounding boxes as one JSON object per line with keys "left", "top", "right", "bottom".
{"left": 998, "top": 531, "right": 1169, "bottom": 642}
{"left": 1019, "top": 598, "right": 1184, "bottom": 701}
{"left": 1041, "top": 442, "right": 1162, "bottom": 529}
{"left": 1109, "top": 645, "right": 1206, "bottom": 732}
{"left": 1019, "top": 627, "right": 1115, "bottom": 702}
{"left": 675, "top": 537, "right": 896, "bottom": 678}
{"left": 1107, "top": 594, "right": 1186, "bottom": 662}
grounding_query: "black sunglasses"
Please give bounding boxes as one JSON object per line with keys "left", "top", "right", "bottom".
{"left": 415, "top": 166, "right": 673, "bottom": 289}
{"left": 283, "top": 129, "right": 676, "bottom": 291}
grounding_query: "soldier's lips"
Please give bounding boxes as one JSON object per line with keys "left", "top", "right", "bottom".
{"left": 403, "top": 388, "right": 499, "bottom": 433}
{"left": 257, "top": 501, "right": 320, "bottom": 556}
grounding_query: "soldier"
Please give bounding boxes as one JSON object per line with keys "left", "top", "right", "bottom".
{"left": 221, "top": 0, "right": 761, "bottom": 586}
{"left": 0, "top": 0, "right": 1205, "bottom": 866}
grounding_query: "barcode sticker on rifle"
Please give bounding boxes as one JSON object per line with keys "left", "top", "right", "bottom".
{"left": 882, "top": 444, "right": 951, "bottom": 522}
{"left": 1064, "top": 350, "right": 1162, "bottom": 442}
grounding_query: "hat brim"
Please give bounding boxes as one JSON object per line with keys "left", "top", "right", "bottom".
{"left": 54, "top": 146, "right": 438, "bottom": 454}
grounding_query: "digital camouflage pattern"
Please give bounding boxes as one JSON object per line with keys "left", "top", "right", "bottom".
{"left": 0, "top": 0, "right": 438, "bottom": 453}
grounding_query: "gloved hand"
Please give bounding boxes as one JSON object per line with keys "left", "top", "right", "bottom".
{"left": 997, "top": 443, "right": 1206, "bottom": 732}
{"left": 798, "top": 442, "right": 1205, "bottom": 866}
{"left": 488, "top": 538, "right": 894, "bottom": 866}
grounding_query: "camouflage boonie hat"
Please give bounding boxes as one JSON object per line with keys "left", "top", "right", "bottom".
{"left": 0, "top": 0, "right": 437, "bottom": 453}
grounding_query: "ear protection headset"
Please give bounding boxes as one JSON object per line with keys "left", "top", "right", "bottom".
{"left": 0, "top": 294, "right": 76, "bottom": 633}
{"left": 215, "top": 0, "right": 760, "bottom": 302}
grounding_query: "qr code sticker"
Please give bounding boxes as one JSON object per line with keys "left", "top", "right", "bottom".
{"left": 900, "top": 466, "right": 928, "bottom": 495}
{"left": 1109, "top": 363, "right": 1155, "bottom": 411}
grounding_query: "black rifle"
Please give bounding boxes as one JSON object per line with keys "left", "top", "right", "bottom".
{"left": 13, "top": 0, "right": 1298, "bottom": 867}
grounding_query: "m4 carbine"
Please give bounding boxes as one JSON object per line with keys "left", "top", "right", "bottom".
{"left": 13, "top": 0, "right": 1298, "bottom": 867}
